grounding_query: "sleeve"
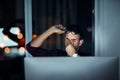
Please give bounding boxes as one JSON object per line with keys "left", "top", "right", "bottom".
{"left": 26, "top": 42, "right": 65, "bottom": 57}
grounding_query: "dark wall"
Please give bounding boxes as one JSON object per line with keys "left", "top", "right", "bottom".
{"left": 32, "top": 0, "right": 94, "bottom": 55}
{"left": 0, "top": 0, "right": 16, "bottom": 26}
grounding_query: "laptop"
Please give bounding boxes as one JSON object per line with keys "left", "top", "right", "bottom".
{"left": 24, "top": 57, "right": 119, "bottom": 80}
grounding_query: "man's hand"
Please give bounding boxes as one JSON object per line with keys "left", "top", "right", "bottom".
{"left": 50, "top": 24, "right": 66, "bottom": 34}
{"left": 65, "top": 38, "right": 77, "bottom": 56}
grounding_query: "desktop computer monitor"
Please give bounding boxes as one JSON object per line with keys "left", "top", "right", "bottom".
{"left": 24, "top": 57, "right": 119, "bottom": 80}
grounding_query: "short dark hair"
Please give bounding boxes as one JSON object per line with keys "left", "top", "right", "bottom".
{"left": 65, "top": 24, "right": 84, "bottom": 39}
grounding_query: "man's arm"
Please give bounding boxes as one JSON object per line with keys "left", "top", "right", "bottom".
{"left": 30, "top": 24, "right": 66, "bottom": 47}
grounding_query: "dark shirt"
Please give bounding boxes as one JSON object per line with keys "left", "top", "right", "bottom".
{"left": 26, "top": 43, "right": 90, "bottom": 57}
{"left": 26, "top": 43, "right": 68, "bottom": 57}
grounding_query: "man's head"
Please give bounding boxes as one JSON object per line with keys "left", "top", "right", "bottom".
{"left": 65, "top": 24, "right": 84, "bottom": 51}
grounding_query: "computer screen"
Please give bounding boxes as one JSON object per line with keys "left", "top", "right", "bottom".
{"left": 24, "top": 57, "right": 119, "bottom": 80}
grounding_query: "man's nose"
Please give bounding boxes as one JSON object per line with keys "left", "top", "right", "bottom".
{"left": 70, "top": 40, "right": 74, "bottom": 45}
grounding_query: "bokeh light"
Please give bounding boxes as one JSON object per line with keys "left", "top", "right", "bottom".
{"left": 19, "top": 38, "right": 25, "bottom": 46}
{"left": 17, "top": 33, "right": 23, "bottom": 39}
{"left": 15, "top": 28, "right": 21, "bottom": 34}
{"left": 10, "top": 27, "right": 20, "bottom": 35}
{"left": 19, "top": 47, "right": 26, "bottom": 55}
{"left": 4, "top": 47, "right": 11, "bottom": 54}
{"left": 10, "top": 47, "right": 18, "bottom": 54}
{"left": 0, "top": 42, "right": 5, "bottom": 48}
{"left": 32, "top": 34, "right": 38, "bottom": 39}
{"left": 4, "top": 35, "right": 9, "bottom": 41}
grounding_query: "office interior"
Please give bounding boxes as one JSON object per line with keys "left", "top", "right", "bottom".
{"left": 0, "top": 0, "right": 120, "bottom": 80}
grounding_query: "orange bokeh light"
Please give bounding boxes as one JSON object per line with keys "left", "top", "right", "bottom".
{"left": 17, "top": 33, "right": 23, "bottom": 39}
{"left": 32, "top": 34, "right": 38, "bottom": 39}
{"left": 4, "top": 47, "right": 10, "bottom": 54}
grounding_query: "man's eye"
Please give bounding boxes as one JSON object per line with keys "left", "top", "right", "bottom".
{"left": 72, "top": 39, "right": 76, "bottom": 41}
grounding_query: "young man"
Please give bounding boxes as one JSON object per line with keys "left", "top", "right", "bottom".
{"left": 26, "top": 24, "right": 84, "bottom": 57}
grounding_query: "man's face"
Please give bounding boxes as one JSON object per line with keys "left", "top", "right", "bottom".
{"left": 65, "top": 32, "right": 83, "bottom": 51}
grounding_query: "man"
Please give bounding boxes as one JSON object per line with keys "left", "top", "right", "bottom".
{"left": 26, "top": 24, "right": 85, "bottom": 57}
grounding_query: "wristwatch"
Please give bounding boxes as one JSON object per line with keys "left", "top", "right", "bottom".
{"left": 72, "top": 53, "right": 78, "bottom": 57}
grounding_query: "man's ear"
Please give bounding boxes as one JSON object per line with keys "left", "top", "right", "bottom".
{"left": 79, "top": 39, "right": 84, "bottom": 46}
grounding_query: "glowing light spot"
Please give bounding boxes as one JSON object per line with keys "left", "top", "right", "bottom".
{"left": 19, "top": 38, "right": 25, "bottom": 45}
{"left": 15, "top": 28, "right": 21, "bottom": 34}
{"left": 4, "top": 35, "right": 9, "bottom": 40}
{"left": 4, "top": 47, "right": 10, "bottom": 54}
{"left": 17, "top": 33, "right": 23, "bottom": 39}
{"left": 32, "top": 34, "right": 38, "bottom": 39}
{"left": 19, "top": 47, "right": 26, "bottom": 55}
{"left": 0, "top": 42, "right": 5, "bottom": 48}
{"left": 10, "top": 27, "right": 20, "bottom": 34}
{"left": 10, "top": 48, "right": 18, "bottom": 54}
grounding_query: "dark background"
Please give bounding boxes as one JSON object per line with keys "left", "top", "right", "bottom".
{"left": 0, "top": 0, "right": 94, "bottom": 80}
